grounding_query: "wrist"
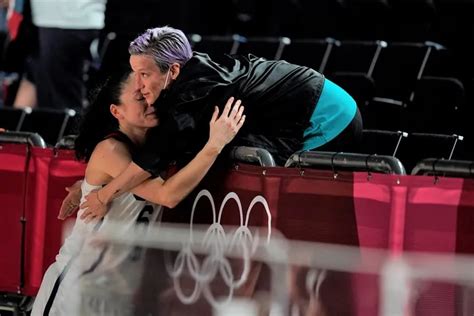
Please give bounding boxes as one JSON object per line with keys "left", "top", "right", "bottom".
{"left": 203, "top": 142, "right": 222, "bottom": 156}
{"left": 96, "top": 190, "right": 106, "bottom": 205}
{"left": 97, "top": 188, "right": 113, "bottom": 205}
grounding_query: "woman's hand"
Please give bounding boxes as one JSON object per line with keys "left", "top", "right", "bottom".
{"left": 207, "top": 97, "right": 245, "bottom": 153}
{"left": 79, "top": 190, "right": 108, "bottom": 223}
{"left": 58, "top": 180, "right": 82, "bottom": 219}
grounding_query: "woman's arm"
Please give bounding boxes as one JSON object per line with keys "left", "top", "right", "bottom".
{"left": 131, "top": 140, "right": 221, "bottom": 207}
{"left": 88, "top": 161, "right": 151, "bottom": 206}
{"left": 79, "top": 97, "right": 245, "bottom": 222}
{"left": 57, "top": 161, "right": 149, "bottom": 220}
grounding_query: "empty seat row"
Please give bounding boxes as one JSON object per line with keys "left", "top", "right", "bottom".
{"left": 0, "top": 107, "right": 78, "bottom": 146}
{"left": 190, "top": 36, "right": 470, "bottom": 132}
{"left": 359, "top": 130, "right": 470, "bottom": 172}
{"left": 111, "top": 0, "right": 473, "bottom": 45}
{"left": 190, "top": 36, "right": 461, "bottom": 80}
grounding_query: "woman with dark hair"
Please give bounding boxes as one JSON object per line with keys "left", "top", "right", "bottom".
{"left": 67, "top": 25, "right": 361, "bottom": 222}
{"left": 31, "top": 65, "right": 245, "bottom": 315}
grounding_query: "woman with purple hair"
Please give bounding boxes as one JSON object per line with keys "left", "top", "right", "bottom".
{"left": 65, "top": 25, "right": 362, "bottom": 222}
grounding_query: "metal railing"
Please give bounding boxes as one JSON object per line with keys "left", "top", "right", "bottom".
{"left": 230, "top": 146, "right": 276, "bottom": 167}
{"left": 411, "top": 158, "right": 474, "bottom": 178}
{"left": 0, "top": 131, "right": 47, "bottom": 148}
{"left": 285, "top": 151, "right": 406, "bottom": 175}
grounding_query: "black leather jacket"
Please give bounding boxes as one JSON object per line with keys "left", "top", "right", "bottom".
{"left": 135, "top": 52, "right": 325, "bottom": 173}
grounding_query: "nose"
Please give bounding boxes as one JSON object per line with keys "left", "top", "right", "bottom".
{"left": 134, "top": 73, "right": 144, "bottom": 90}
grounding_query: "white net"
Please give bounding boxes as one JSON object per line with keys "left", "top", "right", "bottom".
{"left": 66, "top": 221, "right": 474, "bottom": 316}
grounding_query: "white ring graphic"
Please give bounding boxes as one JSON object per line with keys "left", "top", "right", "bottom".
{"left": 166, "top": 189, "right": 272, "bottom": 308}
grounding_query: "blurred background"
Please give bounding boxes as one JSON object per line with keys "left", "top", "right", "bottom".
{"left": 1, "top": 0, "right": 473, "bottom": 171}
{"left": 2, "top": 2, "right": 474, "bottom": 315}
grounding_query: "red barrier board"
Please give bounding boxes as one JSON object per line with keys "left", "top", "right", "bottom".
{"left": 0, "top": 144, "right": 29, "bottom": 293}
{"left": 166, "top": 166, "right": 474, "bottom": 316}
{"left": 23, "top": 148, "right": 85, "bottom": 295}
{"left": 2, "top": 147, "right": 474, "bottom": 316}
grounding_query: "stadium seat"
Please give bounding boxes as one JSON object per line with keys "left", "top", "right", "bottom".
{"left": 280, "top": 37, "right": 339, "bottom": 72}
{"left": 420, "top": 44, "right": 463, "bottom": 78}
{"left": 325, "top": 40, "right": 387, "bottom": 75}
{"left": 19, "top": 108, "right": 77, "bottom": 146}
{"left": 407, "top": 76, "right": 465, "bottom": 134}
{"left": 329, "top": 72, "right": 376, "bottom": 107}
{"left": 0, "top": 106, "right": 29, "bottom": 131}
{"left": 358, "top": 129, "right": 408, "bottom": 158}
{"left": 371, "top": 42, "right": 431, "bottom": 106}
{"left": 362, "top": 99, "right": 408, "bottom": 130}
{"left": 190, "top": 34, "right": 243, "bottom": 57}
{"left": 236, "top": 36, "right": 291, "bottom": 60}
{"left": 398, "top": 133, "right": 465, "bottom": 172}
{"left": 325, "top": 40, "right": 384, "bottom": 115}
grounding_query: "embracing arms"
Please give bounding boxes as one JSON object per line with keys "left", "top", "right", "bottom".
{"left": 59, "top": 97, "right": 245, "bottom": 222}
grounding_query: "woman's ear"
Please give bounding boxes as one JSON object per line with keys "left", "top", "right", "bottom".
{"left": 110, "top": 104, "right": 122, "bottom": 120}
{"left": 170, "top": 63, "right": 181, "bottom": 80}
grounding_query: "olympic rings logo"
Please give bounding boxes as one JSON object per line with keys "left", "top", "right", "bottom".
{"left": 165, "top": 189, "right": 272, "bottom": 308}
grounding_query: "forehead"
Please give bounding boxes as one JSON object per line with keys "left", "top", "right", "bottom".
{"left": 129, "top": 54, "right": 160, "bottom": 71}
{"left": 120, "top": 75, "right": 140, "bottom": 98}
{"left": 121, "top": 74, "right": 135, "bottom": 90}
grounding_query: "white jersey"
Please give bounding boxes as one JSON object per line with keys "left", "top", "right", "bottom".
{"left": 31, "top": 179, "right": 162, "bottom": 316}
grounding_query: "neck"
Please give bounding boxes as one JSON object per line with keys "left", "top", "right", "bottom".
{"left": 118, "top": 125, "right": 147, "bottom": 146}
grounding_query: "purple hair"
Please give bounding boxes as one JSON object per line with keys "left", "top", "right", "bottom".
{"left": 129, "top": 26, "right": 193, "bottom": 72}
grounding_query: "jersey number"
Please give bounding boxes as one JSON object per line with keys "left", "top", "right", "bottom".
{"left": 136, "top": 205, "right": 154, "bottom": 225}
{"left": 130, "top": 205, "right": 154, "bottom": 261}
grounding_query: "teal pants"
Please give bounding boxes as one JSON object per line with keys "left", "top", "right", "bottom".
{"left": 302, "top": 78, "right": 357, "bottom": 150}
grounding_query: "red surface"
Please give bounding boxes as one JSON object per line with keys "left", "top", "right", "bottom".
{"left": 1, "top": 148, "right": 474, "bottom": 316}
{"left": 0, "top": 144, "right": 29, "bottom": 293}
{"left": 22, "top": 148, "right": 86, "bottom": 295}
{"left": 0, "top": 147, "right": 85, "bottom": 295}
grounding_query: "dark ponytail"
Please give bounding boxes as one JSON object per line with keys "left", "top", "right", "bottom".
{"left": 75, "top": 64, "right": 132, "bottom": 161}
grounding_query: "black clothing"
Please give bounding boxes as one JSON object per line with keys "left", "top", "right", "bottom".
{"left": 313, "top": 107, "right": 363, "bottom": 153}
{"left": 104, "top": 131, "right": 138, "bottom": 155}
{"left": 35, "top": 27, "right": 98, "bottom": 110}
{"left": 134, "top": 52, "right": 326, "bottom": 174}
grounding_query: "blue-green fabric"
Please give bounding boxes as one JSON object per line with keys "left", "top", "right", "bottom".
{"left": 303, "top": 78, "right": 357, "bottom": 150}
